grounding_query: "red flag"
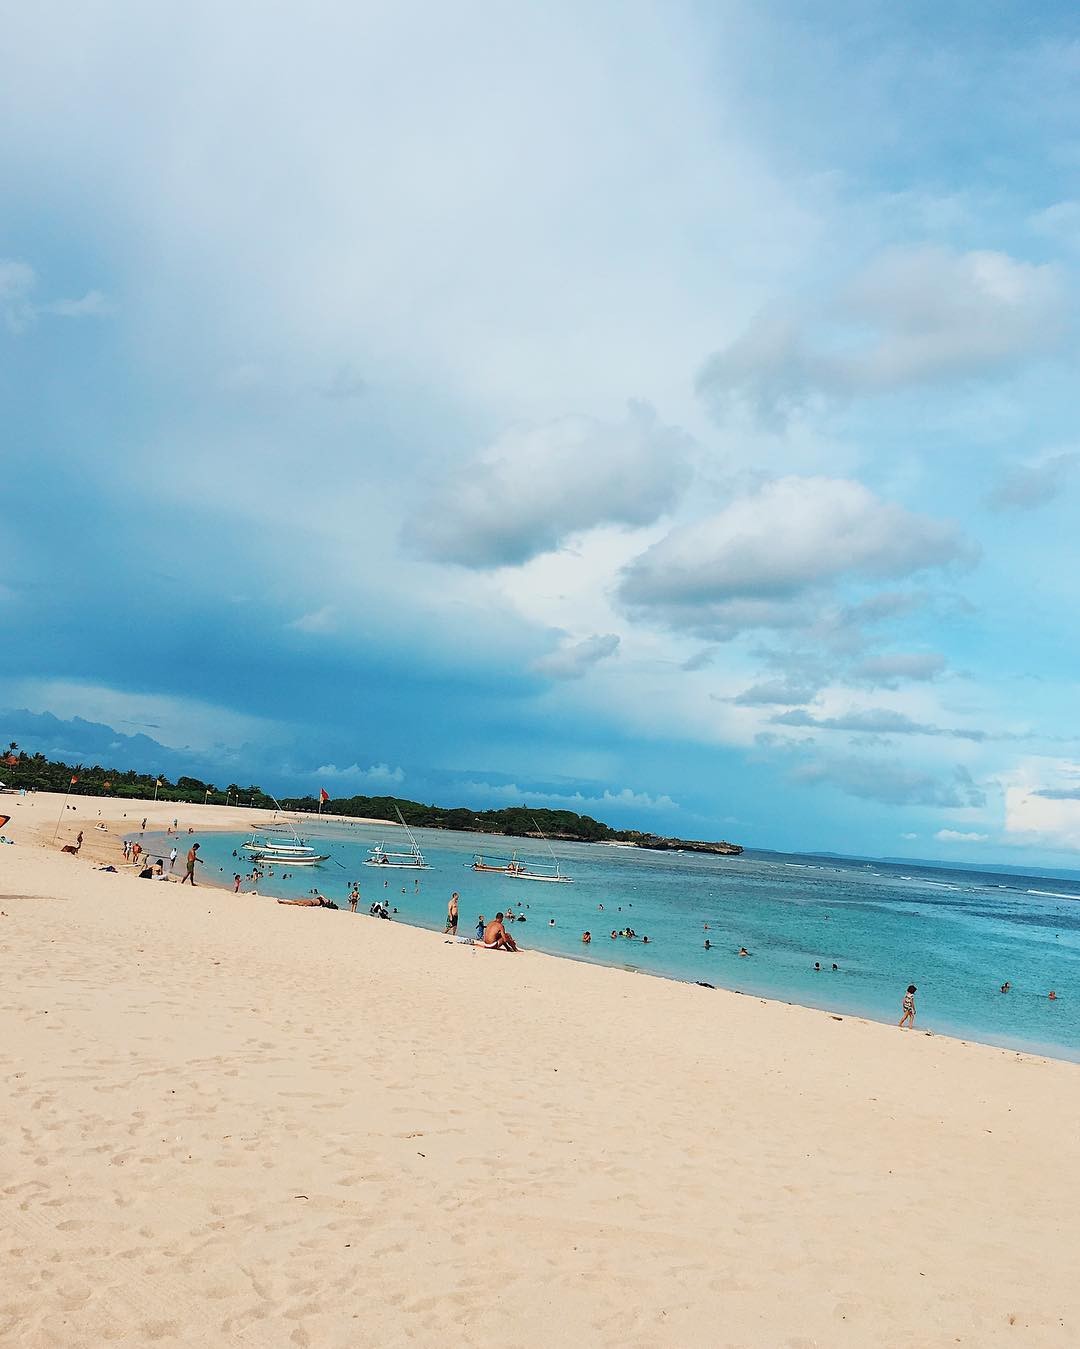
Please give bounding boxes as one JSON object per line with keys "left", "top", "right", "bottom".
{"left": 70, "top": 775, "right": 78, "bottom": 785}
{"left": 319, "top": 788, "right": 330, "bottom": 804}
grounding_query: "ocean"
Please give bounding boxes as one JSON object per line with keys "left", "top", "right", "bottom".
{"left": 154, "top": 821, "right": 1080, "bottom": 1062}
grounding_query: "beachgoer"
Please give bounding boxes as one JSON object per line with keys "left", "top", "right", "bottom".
{"left": 832, "top": 963, "right": 838, "bottom": 971}
{"left": 549, "top": 918, "right": 555, "bottom": 927}
{"left": 141, "top": 818, "right": 147, "bottom": 831}
{"left": 445, "top": 891, "right": 459, "bottom": 935}
{"left": 1049, "top": 990, "right": 1058, "bottom": 1001}
{"left": 642, "top": 936, "right": 649, "bottom": 944}
{"left": 75, "top": 831, "right": 83, "bottom": 852}
{"left": 739, "top": 947, "right": 750, "bottom": 957}
{"left": 180, "top": 842, "right": 202, "bottom": 886}
{"left": 1000, "top": 982, "right": 1011, "bottom": 994}
{"left": 476, "top": 915, "right": 485, "bottom": 939}
{"left": 169, "top": 847, "right": 178, "bottom": 872}
{"left": 582, "top": 931, "right": 591, "bottom": 943}
{"left": 482, "top": 913, "right": 518, "bottom": 951}
{"left": 899, "top": 984, "right": 917, "bottom": 1029}
{"left": 278, "top": 896, "right": 339, "bottom": 909}
{"left": 348, "top": 886, "right": 359, "bottom": 912}
{"left": 233, "top": 874, "right": 242, "bottom": 893}
{"left": 704, "top": 939, "right": 711, "bottom": 950}
{"left": 814, "top": 962, "right": 821, "bottom": 971}
{"left": 611, "top": 930, "right": 618, "bottom": 939}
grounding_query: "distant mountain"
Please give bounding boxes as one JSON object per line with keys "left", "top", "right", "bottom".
{"left": 0, "top": 708, "right": 218, "bottom": 781}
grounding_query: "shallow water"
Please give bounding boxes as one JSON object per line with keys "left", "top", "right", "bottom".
{"left": 149, "top": 822, "right": 1080, "bottom": 1062}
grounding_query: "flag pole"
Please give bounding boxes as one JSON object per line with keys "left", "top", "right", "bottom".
{"left": 52, "top": 777, "right": 77, "bottom": 843}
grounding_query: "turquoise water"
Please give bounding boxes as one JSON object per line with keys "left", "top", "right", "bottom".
{"left": 149, "top": 822, "right": 1080, "bottom": 1062}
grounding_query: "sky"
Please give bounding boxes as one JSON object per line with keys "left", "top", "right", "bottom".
{"left": 4, "top": 1, "right": 1080, "bottom": 863}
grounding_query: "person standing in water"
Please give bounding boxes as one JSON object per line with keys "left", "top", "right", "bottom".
{"left": 899, "top": 984, "right": 917, "bottom": 1029}
{"left": 445, "top": 891, "right": 459, "bottom": 936}
{"left": 180, "top": 842, "right": 202, "bottom": 886}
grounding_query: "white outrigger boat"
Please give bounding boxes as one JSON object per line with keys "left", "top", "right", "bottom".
{"left": 363, "top": 807, "right": 430, "bottom": 871}
{"left": 471, "top": 819, "right": 573, "bottom": 884}
{"left": 242, "top": 808, "right": 329, "bottom": 867}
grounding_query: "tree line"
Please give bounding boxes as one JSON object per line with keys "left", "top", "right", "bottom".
{"left": 1, "top": 742, "right": 627, "bottom": 841}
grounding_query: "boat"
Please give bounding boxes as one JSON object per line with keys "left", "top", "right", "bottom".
{"left": 471, "top": 820, "right": 573, "bottom": 884}
{"left": 249, "top": 850, "right": 330, "bottom": 867}
{"left": 242, "top": 806, "right": 328, "bottom": 867}
{"left": 363, "top": 807, "right": 430, "bottom": 870}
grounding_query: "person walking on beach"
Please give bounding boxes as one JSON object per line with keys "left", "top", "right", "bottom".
{"left": 445, "top": 891, "right": 459, "bottom": 935}
{"left": 75, "top": 830, "right": 83, "bottom": 853}
{"left": 181, "top": 842, "right": 202, "bottom": 886}
{"left": 169, "top": 846, "right": 178, "bottom": 873}
{"left": 899, "top": 984, "right": 917, "bottom": 1029}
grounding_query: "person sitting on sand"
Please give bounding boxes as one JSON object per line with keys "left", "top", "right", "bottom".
{"left": 899, "top": 984, "right": 917, "bottom": 1029}
{"left": 481, "top": 913, "right": 518, "bottom": 951}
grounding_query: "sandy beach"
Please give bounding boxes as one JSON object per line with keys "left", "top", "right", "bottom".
{"left": 3, "top": 794, "right": 1079, "bottom": 1347}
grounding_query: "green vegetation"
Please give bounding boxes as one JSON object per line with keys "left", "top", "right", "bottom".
{"left": 0, "top": 744, "right": 612, "bottom": 840}
{"left": 2, "top": 741, "right": 741, "bottom": 850}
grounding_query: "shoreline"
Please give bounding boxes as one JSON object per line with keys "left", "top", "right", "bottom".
{"left": 13, "top": 789, "right": 1079, "bottom": 1066}
{"left": 4, "top": 791, "right": 1080, "bottom": 1344}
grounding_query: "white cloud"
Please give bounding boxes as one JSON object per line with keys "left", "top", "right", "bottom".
{"left": 732, "top": 676, "right": 822, "bottom": 706}
{"left": 934, "top": 828, "right": 988, "bottom": 843}
{"left": 698, "top": 246, "right": 1068, "bottom": 424}
{"left": 532, "top": 633, "right": 620, "bottom": 680}
{"left": 619, "top": 476, "right": 973, "bottom": 635}
{"left": 984, "top": 451, "right": 1080, "bottom": 512}
{"left": 288, "top": 605, "right": 337, "bottom": 634}
{"left": 412, "top": 403, "right": 693, "bottom": 568}
{"left": 792, "top": 756, "right": 985, "bottom": 808}
{"left": 0, "top": 259, "right": 37, "bottom": 332}
{"left": 901, "top": 832, "right": 918, "bottom": 840}
{"left": 314, "top": 762, "right": 405, "bottom": 786}
{"left": 853, "top": 651, "right": 947, "bottom": 686}
{"left": 772, "top": 706, "right": 986, "bottom": 741}
{"left": 1, "top": 259, "right": 111, "bottom": 330}
{"left": 452, "top": 779, "right": 677, "bottom": 813}
{"left": 1001, "top": 760, "right": 1080, "bottom": 850}
{"left": 42, "top": 289, "right": 113, "bottom": 318}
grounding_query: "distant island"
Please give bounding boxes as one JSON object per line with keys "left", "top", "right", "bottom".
{"left": 0, "top": 741, "right": 742, "bottom": 855}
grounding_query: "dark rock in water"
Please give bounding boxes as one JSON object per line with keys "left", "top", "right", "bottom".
{"left": 618, "top": 833, "right": 743, "bottom": 856}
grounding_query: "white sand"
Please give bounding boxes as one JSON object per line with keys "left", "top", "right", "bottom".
{"left": 3, "top": 793, "right": 1080, "bottom": 1347}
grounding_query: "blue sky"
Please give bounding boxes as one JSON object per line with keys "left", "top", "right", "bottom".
{"left": 4, "top": 1, "right": 1080, "bottom": 862}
